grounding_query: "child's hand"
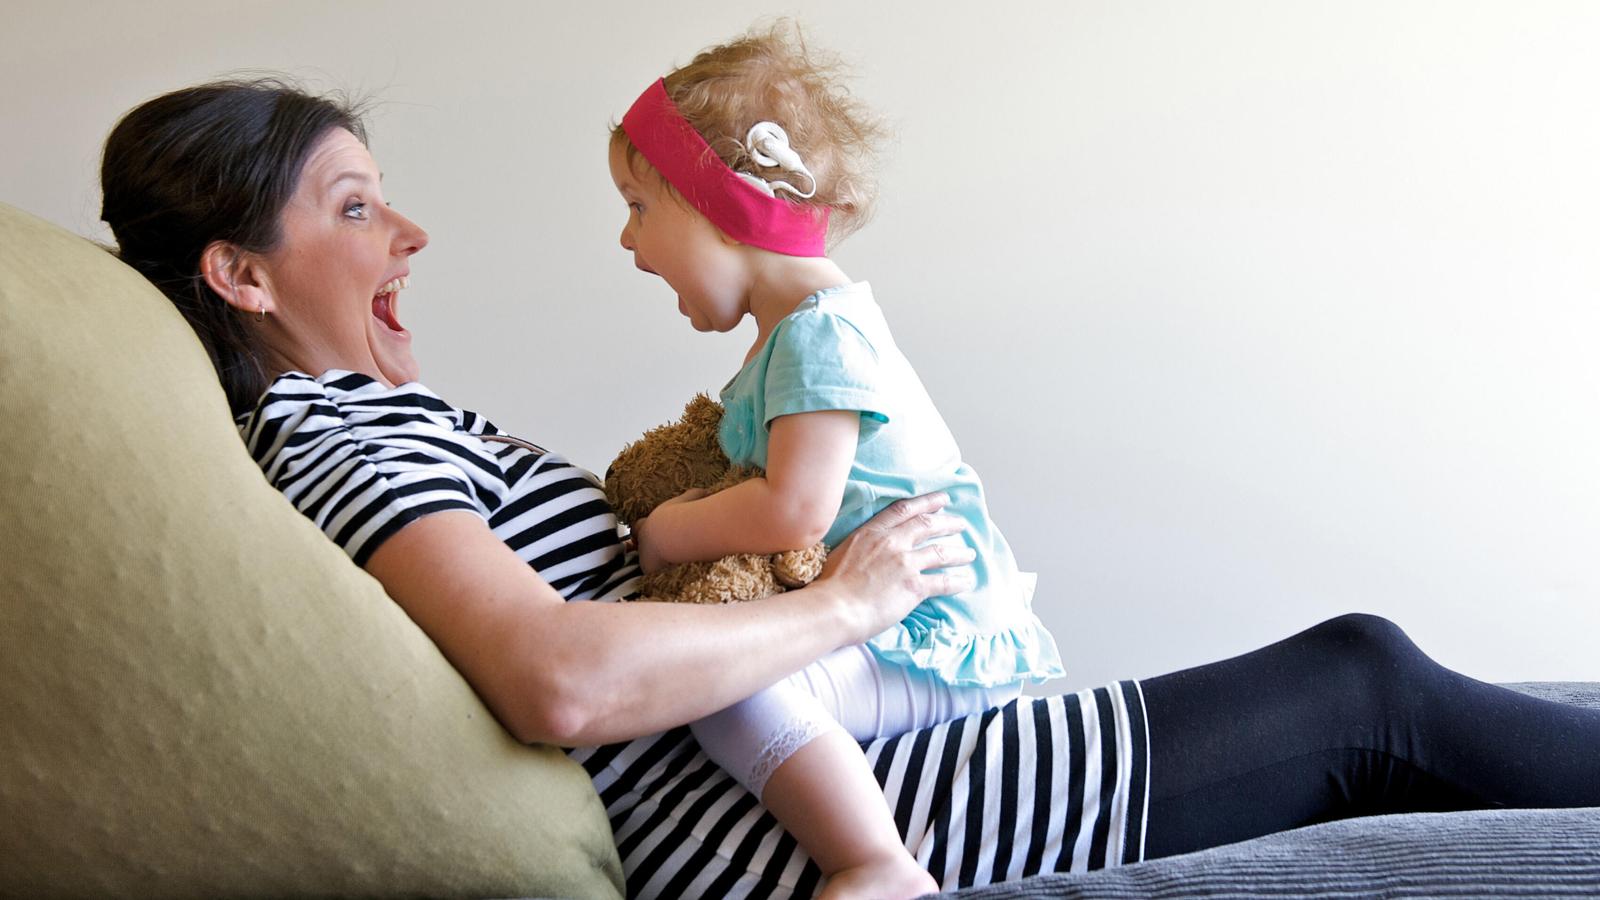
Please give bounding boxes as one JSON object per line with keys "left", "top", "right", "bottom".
{"left": 633, "top": 488, "right": 709, "bottom": 575}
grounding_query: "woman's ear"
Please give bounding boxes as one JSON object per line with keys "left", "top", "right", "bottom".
{"left": 199, "top": 241, "right": 271, "bottom": 316}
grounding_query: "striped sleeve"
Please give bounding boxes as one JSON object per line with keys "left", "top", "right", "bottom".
{"left": 238, "top": 371, "right": 497, "bottom": 565}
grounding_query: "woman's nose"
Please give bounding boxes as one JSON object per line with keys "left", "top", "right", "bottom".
{"left": 392, "top": 210, "right": 429, "bottom": 256}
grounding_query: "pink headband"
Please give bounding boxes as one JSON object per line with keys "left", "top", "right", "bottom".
{"left": 621, "top": 79, "right": 829, "bottom": 257}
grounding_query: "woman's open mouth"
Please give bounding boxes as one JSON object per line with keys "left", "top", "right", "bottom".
{"left": 373, "top": 275, "right": 409, "bottom": 334}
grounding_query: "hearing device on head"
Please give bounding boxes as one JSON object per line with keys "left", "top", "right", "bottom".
{"left": 735, "top": 122, "right": 818, "bottom": 200}
{"left": 621, "top": 79, "right": 828, "bottom": 256}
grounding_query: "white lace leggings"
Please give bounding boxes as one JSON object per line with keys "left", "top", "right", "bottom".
{"left": 690, "top": 644, "right": 1021, "bottom": 799}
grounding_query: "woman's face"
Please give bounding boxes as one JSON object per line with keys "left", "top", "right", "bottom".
{"left": 255, "top": 128, "right": 429, "bottom": 386}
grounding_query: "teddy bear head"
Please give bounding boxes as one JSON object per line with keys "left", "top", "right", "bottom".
{"left": 604, "top": 393, "right": 731, "bottom": 524}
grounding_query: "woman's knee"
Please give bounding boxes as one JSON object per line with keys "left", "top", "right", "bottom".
{"left": 1316, "top": 612, "right": 1409, "bottom": 649}
{"left": 1305, "top": 613, "right": 1427, "bottom": 686}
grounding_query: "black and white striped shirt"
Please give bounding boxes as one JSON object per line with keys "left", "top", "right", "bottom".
{"left": 238, "top": 371, "right": 1150, "bottom": 897}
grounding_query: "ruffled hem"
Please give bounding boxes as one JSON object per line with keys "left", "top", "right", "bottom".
{"left": 866, "top": 579, "right": 1065, "bottom": 688}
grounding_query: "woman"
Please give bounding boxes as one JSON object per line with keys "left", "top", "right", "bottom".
{"left": 100, "top": 79, "right": 1600, "bottom": 899}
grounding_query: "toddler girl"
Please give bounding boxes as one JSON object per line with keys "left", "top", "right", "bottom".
{"left": 610, "top": 24, "right": 1063, "bottom": 900}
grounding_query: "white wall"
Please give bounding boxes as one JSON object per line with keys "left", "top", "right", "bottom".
{"left": 5, "top": 1, "right": 1597, "bottom": 692}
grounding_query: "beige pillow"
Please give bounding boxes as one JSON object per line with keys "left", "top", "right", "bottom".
{"left": 0, "top": 202, "right": 623, "bottom": 898}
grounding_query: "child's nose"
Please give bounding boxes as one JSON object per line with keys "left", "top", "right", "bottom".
{"left": 618, "top": 222, "right": 635, "bottom": 251}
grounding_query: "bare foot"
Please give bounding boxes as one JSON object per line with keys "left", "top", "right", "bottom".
{"left": 820, "top": 856, "right": 939, "bottom": 900}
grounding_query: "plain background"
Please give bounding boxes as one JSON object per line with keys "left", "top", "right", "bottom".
{"left": 4, "top": 1, "right": 1596, "bottom": 694}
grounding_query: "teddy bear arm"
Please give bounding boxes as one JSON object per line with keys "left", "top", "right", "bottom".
{"left": 771, "top": 543, "right": 828, "bottom": 589}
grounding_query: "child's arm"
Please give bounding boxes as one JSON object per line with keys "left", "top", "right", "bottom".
{"left": 635, "top": 409, "right": 858, "bottom": 573}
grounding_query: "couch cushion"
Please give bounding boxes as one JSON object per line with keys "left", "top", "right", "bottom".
{"left": 951, "top": 806, "right": 1600, "bottom": 899}
{"left": 0, "top": 201, "right": 623, "bottom": 898}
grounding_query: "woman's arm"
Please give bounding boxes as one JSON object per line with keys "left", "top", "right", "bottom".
{"left": 635, "top": 409, "right": 857, "bottom": 572}
{"left": 365, "top": 492, "right": 973, "bottom": 747}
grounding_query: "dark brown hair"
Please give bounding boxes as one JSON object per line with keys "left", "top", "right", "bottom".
{"left": 100, "top": 78, "right": 367, "bottom": 415}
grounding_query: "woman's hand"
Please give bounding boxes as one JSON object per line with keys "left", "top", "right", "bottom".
{"left": 814, "top": 492, "right": 977, "bottom": 644}
{"left": 632, "top": 487, "right": 708, "bottom": 575}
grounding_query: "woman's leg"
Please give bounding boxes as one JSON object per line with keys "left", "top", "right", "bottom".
{"left": 1140, "top": 612, "right": 1600, "bottom": 859}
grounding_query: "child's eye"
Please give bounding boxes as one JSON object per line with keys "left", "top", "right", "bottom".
{"left": 629, "top": 201, "right": 644, "bottom": 214}
{"left": 344, "top": 201, "right": 368, "bottom": 220}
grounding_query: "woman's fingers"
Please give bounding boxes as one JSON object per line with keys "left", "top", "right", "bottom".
{"left": 865, "top": 497, "right": 974, "bottom": 582}
{"left": 866, "top": 494, "right": 968, "bottom": 550}
{"left": 817, "top": 491, "right": 979, "bottom": 643}
{"left": 911, "top": 536, "right": 976, "bottom": 572}
{"left": 918, "top": 566, "right": 978, "bottom": 599}
{"left": 904, "top": 512, "right": 968, "bottom": 547}
{"left": 866, "top": 492, "right": 951, "bottom": 531}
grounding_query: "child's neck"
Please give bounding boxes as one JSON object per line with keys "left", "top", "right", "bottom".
{"left": 746, "top": 254, "right": 852, "bottom": 359}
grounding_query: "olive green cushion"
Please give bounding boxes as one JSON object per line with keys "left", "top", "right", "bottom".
{"left": 0, "top": 202, "right": 624, "bottom": 898}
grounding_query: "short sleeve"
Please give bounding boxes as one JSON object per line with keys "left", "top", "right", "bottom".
{"left": 763, "top": 309, "right": 892, "bottom": 426}
{"left": 239, "top": 372, "right": 502, "bottom": 566}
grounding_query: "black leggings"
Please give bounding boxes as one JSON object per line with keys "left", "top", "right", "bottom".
{"left": 1140, "top": 613, "right": 1600, "bottom": 859}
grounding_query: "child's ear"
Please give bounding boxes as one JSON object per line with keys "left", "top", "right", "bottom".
{"left": 199, "top": 240, "right": 274, "bottom": 317}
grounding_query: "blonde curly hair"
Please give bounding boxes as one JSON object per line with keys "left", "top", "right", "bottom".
{"left": 612, "top": 20, "right": 887, "bottom": 246}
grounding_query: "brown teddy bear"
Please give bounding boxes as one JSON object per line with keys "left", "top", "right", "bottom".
{"left": 605, "top": 394, "right": 828, "bottom": 604}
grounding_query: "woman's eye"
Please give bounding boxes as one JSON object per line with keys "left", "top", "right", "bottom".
{"left": 344, "top": 202, "right": 368, "bottom": 220}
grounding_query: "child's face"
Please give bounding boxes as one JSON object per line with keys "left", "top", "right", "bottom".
{"left": 608, "top": 141, "right": 750, "bottom": 333}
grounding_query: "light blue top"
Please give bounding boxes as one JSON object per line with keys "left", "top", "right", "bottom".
{"left": 718, "top": 282, "right": 1063, "bottom": 688}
